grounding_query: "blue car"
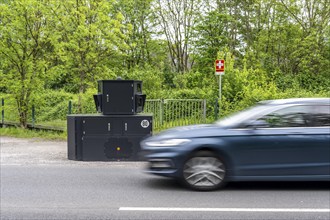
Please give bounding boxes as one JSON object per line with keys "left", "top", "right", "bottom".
{"left": 141, "top": 98, "right": 330, "bottom": 190}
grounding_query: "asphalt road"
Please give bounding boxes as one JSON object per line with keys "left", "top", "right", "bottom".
{"left": 1, "top": 137, "right": 330, "bottom": 220}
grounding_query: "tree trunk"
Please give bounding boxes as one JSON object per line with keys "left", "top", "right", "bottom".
{"left": 19, "top": 110, "right": 28, "bottom": 129}
{"left": 77, "top": 87, "right": 84, "bottom": 114}
{"left": 17, "top": 98, "right": 28, "bottom": 129}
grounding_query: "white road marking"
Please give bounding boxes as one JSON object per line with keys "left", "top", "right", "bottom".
{"left": 119, "top": 207, "right": 330, "bottom": 213}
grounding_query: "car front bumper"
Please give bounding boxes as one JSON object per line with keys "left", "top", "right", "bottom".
{"left": 141, "top": 147, "right": 190, "bottom": 178}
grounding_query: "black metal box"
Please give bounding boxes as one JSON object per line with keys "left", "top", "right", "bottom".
{"left": 94, "top": 80, "right": 146, "bottom": 115}
{"left": 67, "top": 114, "right": 152, "bottom": 161}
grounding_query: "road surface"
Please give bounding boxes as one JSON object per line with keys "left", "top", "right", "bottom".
{"left": 1, "top": 137, "right": 329, "bottom": 220}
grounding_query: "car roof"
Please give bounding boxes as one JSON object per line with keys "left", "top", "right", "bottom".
{"left": 259, "top": 98, "right": 330, "bottom": 105}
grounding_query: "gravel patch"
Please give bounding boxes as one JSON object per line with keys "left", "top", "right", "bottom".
{"left": 0, "top": 136, "right": 146, "bottom": 168}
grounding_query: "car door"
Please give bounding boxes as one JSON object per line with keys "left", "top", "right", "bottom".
{"left": 230, "top": 104, "right": 330, "bottom": 179}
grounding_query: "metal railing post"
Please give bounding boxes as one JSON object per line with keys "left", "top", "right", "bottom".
{"left": 160, "top": 99, "right": 164, "bottom": 126}
{"left": 68, "top": 100, "right": 72, "bottom": 115}
{"left": 203, "top": 99, "right": 206, "bottom": 123}
{"left": 32, "top": 105, "right": 35, "bottom": 128}
{"left": 1, "top": 98, "right": 4, "bottom": 125}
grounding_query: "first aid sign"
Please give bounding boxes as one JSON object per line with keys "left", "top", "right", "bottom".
{"left": 215, "top": 59, "right": 225, "bottom": 75}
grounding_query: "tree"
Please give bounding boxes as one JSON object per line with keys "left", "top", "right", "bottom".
{"left": 154, "top": 0, "right": 203, "bottom": 73}
{"left": 192, "top": 1, "right": 241, "bottom": 73}
{"left": 193, "top": 0, "right": 330, "bottom": 91}
{"left": 48, "top": 0, "right": 127, "bottom": 112}
{"left": 0, "top": 0, "right": 51, "bottom": 128}
{"left": 277, "top": 0, "right": 330, "bottom": 77}
{"left": 115, "top": 0, "right": 155, "bottom": 70}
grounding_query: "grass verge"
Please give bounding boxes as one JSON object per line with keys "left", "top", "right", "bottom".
{"left": 0, "top": 127, "right": 67, "bottom": 141}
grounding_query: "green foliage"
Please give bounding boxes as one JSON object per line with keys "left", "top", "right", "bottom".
{"left": 0, "top": 93, "right": 19, "bottom": 122}
{"left": 46, "top": 0, "right": 128, "bottom": 112}
{"left": 0, "top": 0, "right": 329, "bottom": 135}
{"left": 31, "top": 90, "right": 75, "bottom": 122}
{"left": 121, "top": 66, "right": 164, "bottom": 98}
{"left": 115, "top": 0, "right": 156, "bottom": 69}
{"left": 0, "top": 0, "right": 51, "bottom": 127}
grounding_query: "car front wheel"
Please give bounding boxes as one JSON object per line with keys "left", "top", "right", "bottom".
{"left": 182, "top": 151, "right": 227, "bottom": 191}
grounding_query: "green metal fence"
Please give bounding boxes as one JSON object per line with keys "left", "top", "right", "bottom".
{"left": 1, "top": 97, "right": 207, "bottom": 132}
{"left": 1, "top": 97, "right": 20, "bottom": 123}
{"left": 144, "top": 99, "right": 207, "bottom": 131}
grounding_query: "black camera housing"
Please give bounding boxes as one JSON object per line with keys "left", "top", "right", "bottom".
{"left": 94, "top": 80, "right": 146, "bottom": 115}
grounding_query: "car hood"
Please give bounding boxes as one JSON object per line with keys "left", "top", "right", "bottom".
{"left": 146, "top": 124, "right": 228, "bottom": 141}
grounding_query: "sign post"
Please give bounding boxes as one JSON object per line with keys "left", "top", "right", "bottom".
{"left": 215, "top": 59, "right": 225, "bottom": 117}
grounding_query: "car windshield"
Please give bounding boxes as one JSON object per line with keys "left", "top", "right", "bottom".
{"left": 215, "top": 104, "right": 274, "bottom": 128}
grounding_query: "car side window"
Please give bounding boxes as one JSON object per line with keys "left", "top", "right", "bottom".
{"left": 312, "top": 105, "right": 330, "bottom": 127}
{"left": 256, "top": 105, "right": 312, "bottom": 128}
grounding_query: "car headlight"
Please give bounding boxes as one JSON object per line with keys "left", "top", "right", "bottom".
{"left": 145, "top": 139, "right": 191, "bottom": 147}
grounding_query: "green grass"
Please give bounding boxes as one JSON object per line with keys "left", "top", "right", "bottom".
{"left": 0, "top": 127, "right": 67, "bottom": 141}
{"left": 153, "top": 116, "right": 216, "bottom": 132}
{"left": 36, "top": 120, "right": 67, "bottom": 129}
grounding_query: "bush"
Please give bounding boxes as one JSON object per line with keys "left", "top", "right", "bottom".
{"left": 31, "top": 90, "right": 75, "bottom": 122}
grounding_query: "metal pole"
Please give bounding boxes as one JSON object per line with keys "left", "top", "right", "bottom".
{"left": 219, "top": 74, "right": 222, "bottom": 118}
{"left": 32, "top": 105, "right": 35, "bottom": 128}
{"left": 160, "top": 99, "right": 164, "bottom": 126}
{"left": 203, "top": 99, "right": 206, "bottom": 123}
{"left": 1, "top": 98, "right": 4, "bottom": 125}
{"left": 68, "top": 100, "right": 72, "bottom": 115}
{"left": 219, "top": 75, "right": 221, "bottom": 100}
{"left": 214, "top": 98, "right": 218, "bottom": 121}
